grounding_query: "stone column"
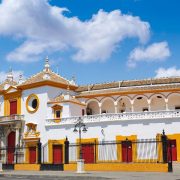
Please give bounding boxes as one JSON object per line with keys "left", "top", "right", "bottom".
{"left": 165, "top": 99, "right": 169, "bottom": 111}
{"left": 98, "top": 103, "right": 102, "bottom": 114}
{"left": 130, "top": 100, "right": 134, "bottom": 112}
{"left": 147, "top": 99, "right": 151, "bottom": 111}
{"left": 114, "top": 101, "right": 118, "bottom": 113}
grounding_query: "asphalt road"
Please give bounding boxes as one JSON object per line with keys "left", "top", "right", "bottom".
{"left": 1, "top": 172, "right": 180, "bottom": 180}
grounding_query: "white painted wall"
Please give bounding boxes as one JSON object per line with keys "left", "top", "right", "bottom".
{"left": 44, "top": 118, "right": 180, "bottom": 144}
{"left": 0, "top": 95, "right": 4, "bottom": 116}
{"left": 70, "top": 103, "right": 85, "bottom": 117}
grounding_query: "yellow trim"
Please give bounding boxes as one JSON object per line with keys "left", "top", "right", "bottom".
{"left": 24, "top": 138, "right": 39, "bottom": 164}
{"left": 116, "top": 135, "right": 137, "bottom": 162}
{"left": 48, "top": 139, "right": 66, "bottom": 164}
{"left": 76, "top": 138, "right": 98, "bottom": 162}
{"left": 19, "top": 81, "right": 77, "bottom": 91}
{"left": 15, "top": 164, "right": 40, "bottom": 171}
{"left": 4, "top": 91, "right": 21, "bottom": 116}
{"left": 26, "top": 94, "right": 39, "bottom": 114}
{"left": 64, "top": 163, "right": 168, "bottom": 172}
{"left": 167, "top": 133, "right": 180, "bottom": 162}
{"left": 51, "top": 104, "right": 62, "bottom": 123}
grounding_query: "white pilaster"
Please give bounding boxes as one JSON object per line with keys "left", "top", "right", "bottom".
{"left": 98, "top": 103, "right": 102, "bottom": 114}
{"left": 165, "top": 99, "right": 169, "bottom": 111}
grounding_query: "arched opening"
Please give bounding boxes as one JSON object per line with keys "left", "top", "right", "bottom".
{"left": 168, "top": 93, "right": 180, "bottom": 110}
{"left": 7, "top": 131, "right": 16, "bottom": 164}
{"left": 117, "top": 97, "right": 131, "bottom": 113}
{"left": 133, "top": 96, "right": 148, "bottom": 112}
{"left": 86, "top": 100, "right": 99, "bottom": 115}
{"left": 150, "top": 95, "right": 166, "bottom": 111}
{"left": 101, "top": 98, "right": 115, "bottom": 114}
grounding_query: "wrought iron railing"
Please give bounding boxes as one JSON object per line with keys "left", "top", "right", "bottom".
{"left": 0, "top": 115, "right": 24, "bottom": 122}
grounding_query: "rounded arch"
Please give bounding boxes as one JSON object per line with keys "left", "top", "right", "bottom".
{"left": 86, "top": 98, "right": 100, "bottom": 104}
{"left": 116, "top": 96, "right": 132, "bottom": 113}
{"left": 133, "top": 94, "right": 149, "bottom": 112}
{"left": 86, "top": 99, "right": 100, "bottom": 115}
{"left": 101, "top": 97, "right": 115, "bottom": 114}
{"left": 100, "top": 96, "right": 115, "bottom": 104}
{"left": 116, "top": 95, "right": 132, "bottom": 102}
{"left": 149, "top": 93, "right": 166, "bottom": 101}
{"left": 167, "top": 92, "right": 180, "bottom": 110}
{"left": 167, "top": 92, "right": 180, "bottom": 99}
{"left": 133, "top": 94, "right": 149, "bottom": 101}
{"left": 149, "top": 93, "right": 166, "bottom": 111}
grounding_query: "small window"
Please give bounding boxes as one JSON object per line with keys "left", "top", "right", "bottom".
{"left": 120, "top": 110, "right": 125, "bottom": 113}
{"left": 55, "top": 110, "right": 61, "bottom": 118}
{"left": 143, "top": 108, "right": 148, "bottom": 112}
{"left": 32, "top": 99, "right": 37, "bottom": 109}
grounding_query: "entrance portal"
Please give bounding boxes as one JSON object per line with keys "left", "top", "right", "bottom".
{"left": 7, "top": 131, "right": 16, "bottom": 164}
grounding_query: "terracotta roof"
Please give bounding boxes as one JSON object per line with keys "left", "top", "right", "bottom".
{"left": 0, "top": 80, "right": 18, "bottom": 91}
{"left": 75, "top": 77, "right": 180, "bottom": 97}
{"left": 18, "top": 70, "right": 77, "bottom": 89}
{"left": 48, "top": 94, "right": 85, "bottom": 106}
{"left": 76, "top": 77, "right": 180, "bottom": 92}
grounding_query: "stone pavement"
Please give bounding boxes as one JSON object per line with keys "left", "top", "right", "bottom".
{"left": 1, "top": 170, "right": 180, "bottom": 180}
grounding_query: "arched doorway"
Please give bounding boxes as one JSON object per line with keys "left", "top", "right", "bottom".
{"left": 7, "top": 131, "right": 16, "bottom": 164}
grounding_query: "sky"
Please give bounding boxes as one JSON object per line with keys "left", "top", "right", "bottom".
{"left": 0, "top": 0, "right": 180, "bottom": 85}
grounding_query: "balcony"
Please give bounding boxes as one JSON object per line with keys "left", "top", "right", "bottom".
{"left": 0, "top": 115, "right": 24, "bottom": 125}
{"left": 45, "top": 110, "right": 180, "bottom": 126}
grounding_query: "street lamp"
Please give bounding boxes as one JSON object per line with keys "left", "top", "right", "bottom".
{"left": 73, "top": 117, "right": 87, "bottom": 159}
{"left": 73, "top": 117, "right": 87, "bottom": 173}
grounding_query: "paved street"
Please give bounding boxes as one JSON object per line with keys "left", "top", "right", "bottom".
{"left": 1, "top": 171, "right": 180, "bottom": 180}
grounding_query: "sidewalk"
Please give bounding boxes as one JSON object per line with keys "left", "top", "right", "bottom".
{"left": 1, "top": 170, "right": 180, "bottom": 180}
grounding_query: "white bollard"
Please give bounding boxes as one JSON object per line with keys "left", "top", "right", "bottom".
{"left": 77, "top": 159, "right": 85, "bottom": 173}
{"left": 0, "top": 160, "right": 2, "bottom": 172}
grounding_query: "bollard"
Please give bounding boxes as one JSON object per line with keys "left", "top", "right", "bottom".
{"left": 77, "top": 159, "right": 85, "bottom": 173}
{"left": 0, "top": 160, "right": 2, "bottom": 172}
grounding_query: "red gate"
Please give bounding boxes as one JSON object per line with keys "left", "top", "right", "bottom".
{"left": 29, "top": 147, "right": 36, "bottom": 164}
{"left": 10, "top": 100, "right": 17, "bottom": 115}
{"left": 53, "top": 145, "right": 63, "bottom": 164}
{"left": 81, "top": 144, "right": 95, "bottom": 163}
{"left": 7, "top": 131, "right": 15, "bottom": 164}
{"left": 168, "top": 139, "right": 177, "bottom": 161}
{"left": 122, "top": 141, "right": 132, "bottom": 162}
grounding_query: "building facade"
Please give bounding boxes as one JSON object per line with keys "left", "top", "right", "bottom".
{"left": 0, "top": 58, "right": 180, "bottom": 166}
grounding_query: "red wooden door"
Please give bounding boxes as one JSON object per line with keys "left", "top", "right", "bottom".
{"left": 168, "top": 140, "right": 177, "bottom": 161}
{"left": 10, "top": 100, "right": 17, "bottom": 115}
{"left": 81, "top": 144, "right": 95, "bottom": 163}
{"left": 53, "top": 145, "right": 63, "bottom": 164}
{"left": 7, "top": 131, "right": 15, "bottom": 164}
{"left": 29, "top": 147, "right": 36, "bottom": 164}
{"left": 122, "top": 141, "right": 132, "bottom": 162}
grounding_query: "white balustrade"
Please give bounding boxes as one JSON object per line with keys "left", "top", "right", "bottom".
{"left": 0, "top": 115, "right": 24, "bottom": 123}
{"left": 45, "top": 110, "right": 180, "bottom": 126}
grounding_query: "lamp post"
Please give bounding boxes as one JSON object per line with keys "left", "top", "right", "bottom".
{"left": 0, "top": 127, "right": 5, "bottom": 171}
{"left": 73, "top": 117, "right": 87, "bottom": 173}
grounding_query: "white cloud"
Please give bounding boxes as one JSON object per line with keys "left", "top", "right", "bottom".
{"left": 0, "top": 0, "right": 150, "bottom": 63}
{"left": 0, "top": 70, "right": 24, "bottom": 83}
{"left": 155, "top": 67, "right": 180, "bottom": 78}
{"left": 127, "top": 41, "right": 170, "bottom": 68}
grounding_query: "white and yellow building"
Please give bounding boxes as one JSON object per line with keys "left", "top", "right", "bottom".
{"left": 0, "top": 57, "right": 180, "bottom": 170}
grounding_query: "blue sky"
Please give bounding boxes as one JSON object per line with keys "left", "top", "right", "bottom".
{"left": 0, "top": 0, "right": 180, "bottom": 84}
